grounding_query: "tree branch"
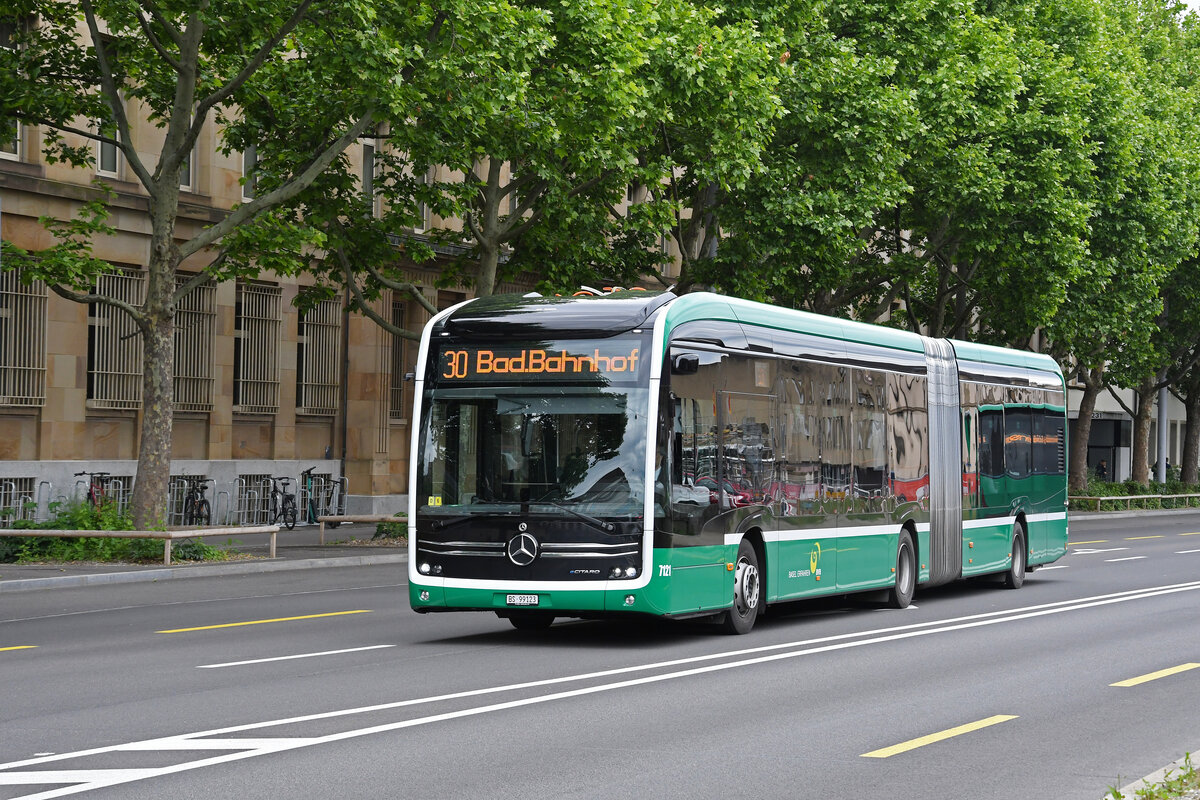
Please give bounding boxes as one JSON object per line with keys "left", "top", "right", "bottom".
{"left": 48, "top": 283, "right": 147, "bottom": 331}
{"left": 334, "top": 247, "right": 426, "bottom": 337}
{"left": 132, "top": 6, "right": 182, "bottom": 72}
{"left": 171, "top": 250, "right": 227, "bottom": 305}
{"left": 193, "top": 0, "right": 317, "bottom": 123}
{"left": 179, "top": 111, "right": 376, "bottom": 259}
{"left": 137, "top": 0, "right": 184, "bottom": 47}
{"left": 80, "top": 0, "right": 156, "bottom": 192}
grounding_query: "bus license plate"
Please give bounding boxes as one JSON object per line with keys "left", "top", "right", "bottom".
{"left": 506, "top": 594, "right": 539, "bottom": 607}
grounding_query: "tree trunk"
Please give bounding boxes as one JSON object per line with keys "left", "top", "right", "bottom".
{"left": 1131, "top": 377, "right": 1156, "bottom": 485}
{"left": 476, "top": 241, "right": 499, "bottom": 297}
{"left": 1070, "top": 379, "right": 1100, "bottom": 494}
{"left": 1183, "top": 378, "right": 1200, "bottom": 486}
{"left": 129, "top": 201, "right": 179, "bottom": 529}
{"left": 132, "top": 308, "right": 175, "bottom": 528}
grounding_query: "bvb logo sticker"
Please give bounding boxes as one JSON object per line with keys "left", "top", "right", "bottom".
{"left": 810, "top": 542, "right": 822, "bottom": 577}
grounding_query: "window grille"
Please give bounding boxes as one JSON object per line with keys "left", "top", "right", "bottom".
{"left": 233, "top": 282, "right": 280, "bottom": 414}
{"left": 174, "top": 276, "right": 215, "bottom": 411}
{"left": 296, "top": 296, "right": 341, "bottom": 416}
{"left": 0, "top": 270, "right": 46, "bottom": 406}
{"left": 88, "top": 268, "right": 145, "bottom": 409}
{"left": 389, "top": 297, "right": 411, "bottom": 421}
{"left": 0, "top": 477, "right": 35, "bottom": 523}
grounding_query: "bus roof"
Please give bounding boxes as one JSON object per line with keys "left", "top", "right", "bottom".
{"left": 664, "top": 292, "right": 1061, "bottom": 378}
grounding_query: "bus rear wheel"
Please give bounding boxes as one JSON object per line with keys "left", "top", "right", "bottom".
{"left": 886, "top": 530, "right": 916, "bottom": 609}
{"left": 721, "top": 539, "right": 761, "bottom": 635}
{"left": 1002, "top": 524, "right": 1026, "bottom": 589}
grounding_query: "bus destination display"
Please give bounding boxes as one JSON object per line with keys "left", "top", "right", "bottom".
{"left": 437, "top": 340, "right": 644, "bottom": 383}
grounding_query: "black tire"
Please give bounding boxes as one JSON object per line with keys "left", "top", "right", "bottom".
{"left": 506, "top": 611, "right": 555, "bottom": 631}
{"left": 886, "top": 529, "right": 916, "bottom": 609}
{"left": 1003, "top": 523, "right": 1026, "bottom": 589}
{"left": 195, "top": 498, "right": 211, "bottom": 526}
{"left": 721, "top": 538, "right": 762, "bottom": 635}
{"left": 282, "top": 499, "right": 297, "bottom": 530}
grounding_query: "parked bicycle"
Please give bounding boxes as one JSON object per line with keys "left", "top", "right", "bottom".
{"left": 269, "top": 475, "right": 298, "bottom": 530}
{"left": 74, "top": 471, "right": 111, "bottom": 507}
{"left": 180, "top": 476, "right": 212, "bottom": 526}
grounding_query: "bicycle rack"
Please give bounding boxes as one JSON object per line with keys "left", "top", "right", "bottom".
{"left": 0, "top": 481, "right": 16, "bottom": 525}
{"left": 35, "top": 481, "right": 52, "bottom": 522}
{"left": 214, "top": 488, "right": 232, "bottom": 526}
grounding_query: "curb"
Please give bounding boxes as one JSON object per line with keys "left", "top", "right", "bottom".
{"left": 1105, "top": 747, "right": 1199, "bottom": 799}
{"left": 0, "top": 553, "right": 408, "bottom": 593}
{"left": 1070, "top": 507, "right": 1200, "bottom": 522}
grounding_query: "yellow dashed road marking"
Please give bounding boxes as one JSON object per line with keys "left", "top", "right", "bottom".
{"left": 861, "top": 715, "right": 1018, "bottom": 758}
{"left": 1111, "top": 663, "right": 1200, "bottom": 688}
{"left": 157, "top": 610, "right": 371, "bottom": 634}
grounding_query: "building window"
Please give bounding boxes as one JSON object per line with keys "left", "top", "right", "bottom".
{"left": 414, "top": 166, "right": 432, "bottom": 232}
{"left": 296, "top": 296, "right": 341, "bottom": 416}
{"left": 362, "top": 142, "right": 374, "bottom": 204}
{"left": 241, "top": 144, "right": 256, "bottom": 200}
{"left": 0, "top": 119, "right": 19, "bottom": 160}
{"left": 87, "top": 268, "right": 146, "bottom": 409}
{"left": 174, "top": 276, "right": 215, "bottom": 411}
{"left": 233, "top": 282, "right": 280, "bottom": 414}
{"left": 180, "top": 146, "right": 194, "bottom": 191}
{"left": 0, "top": 269, "right": 46, "bottom": 407}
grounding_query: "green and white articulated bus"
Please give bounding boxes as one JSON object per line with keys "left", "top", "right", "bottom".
{"left": 408, "top": 290, "right": 1068, "bottom": 633}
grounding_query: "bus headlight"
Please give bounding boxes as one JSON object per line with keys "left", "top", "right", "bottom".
{"left": 624, "top": 567, "right": 638, "bottom": 578}
{"left": 419, "top": 562, "right": 431, "bottom": 574}
{"left": 610, "top": 566, "right": 624, "bottom": 579}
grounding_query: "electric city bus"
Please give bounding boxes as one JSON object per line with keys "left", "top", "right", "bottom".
{"left": 408, "top": 290, "right": 1068, "bottom": 633}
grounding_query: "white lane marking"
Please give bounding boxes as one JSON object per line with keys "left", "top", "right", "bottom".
{"left": 1037, "top": 565, "right": 1069, "bottom": 571}
{"left": 4, "top": 580, "right": 1200, "bottom": 798}
{"left": 197, "top": 645, "right": 395, "bottom": 669}
{"left": 1073, "top": 548, "right": 1130, "bottom": 555}
{"left": 1177, "top": 549, "right": 1200, "bottom": 554}
{"left": 1106, "top": 557, "right": 1147, "bottom": 563}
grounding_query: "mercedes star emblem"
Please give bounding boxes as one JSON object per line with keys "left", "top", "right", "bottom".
{"left": 507, "top": 532, "right": 539, "bottom": 567}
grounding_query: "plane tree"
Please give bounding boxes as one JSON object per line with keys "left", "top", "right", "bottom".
{"left": 0, "top": 0, "right": 524, "bottom": 526}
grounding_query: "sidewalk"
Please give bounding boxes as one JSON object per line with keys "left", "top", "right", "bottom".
{"left": 0, "top": 522, "right": 406, "bottom": 593}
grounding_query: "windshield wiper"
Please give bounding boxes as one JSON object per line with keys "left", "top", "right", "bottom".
{"left": 427, "top": 501, "right": 519, "bottom": 531}
{"left": 531, "top": 499, "right": 616, "bottom": 533}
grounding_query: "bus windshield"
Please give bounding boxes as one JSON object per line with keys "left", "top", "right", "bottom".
{"left": 417, "top": 385, "right": 650, "bottom": 520}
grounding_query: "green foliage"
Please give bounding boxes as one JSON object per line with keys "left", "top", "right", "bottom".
{"left": 0, "top": 501, "right": 227, "bottom": 563}
{"left": 373, "top": 520, "right": 407, "bottom": 540}
{"left": 1108, "top": 753, "right": 1199, "bottom": 800}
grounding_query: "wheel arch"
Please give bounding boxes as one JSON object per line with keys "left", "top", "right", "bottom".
{"left": 740, "top": 527, "right": 767, "bottom": 609}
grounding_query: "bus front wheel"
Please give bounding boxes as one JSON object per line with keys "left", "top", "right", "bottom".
{"left": 721, "top": 539, "right": 761, "bottom": 635}
{"left": 886, "top": 530, "right": 916, "bottom": 609}
{"left": 504, "top": 611, "right": 555, "bottom": 631}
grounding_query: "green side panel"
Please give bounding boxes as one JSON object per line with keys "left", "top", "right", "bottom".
{"left": 916, "top": 527, "right": 931, "bottom": 583}
{"left": 772, "top": 536, "right": 837, "bottom": 600}
{"left": 964, "top": 521, "right": 1012, "bottom": 576}
{"left": 836, "top": 526, "right": 898, "bottom": 591}
{"left": 646, "top": 544, "right": 734, "bottom": 613}
{"left": 1029, "top": 514, "right": 1068, "bottom": 565}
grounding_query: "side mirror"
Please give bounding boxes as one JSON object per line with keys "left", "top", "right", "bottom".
{"left": 672, "top": 354, "right": 700, "bottom": 375}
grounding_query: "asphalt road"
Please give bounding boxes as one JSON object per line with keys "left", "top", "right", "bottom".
{"left": 2, "top": 512, "right": 1199, "bottom": 799}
